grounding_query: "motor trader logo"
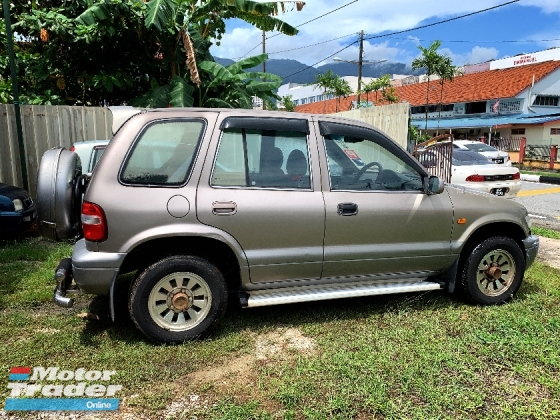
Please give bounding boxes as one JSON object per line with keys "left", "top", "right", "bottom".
{"left": 5, "top": 366, "right": 122, "bottom": 411}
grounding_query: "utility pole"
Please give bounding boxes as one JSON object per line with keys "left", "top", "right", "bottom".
{"left": 356, "top": 30, "right": 364, "bottom": 108}
{"left": 262, "top": 30, "right": 266, "bottom": 110}
{"left": 3, "top": 0, "right": 28, "bottom": 191}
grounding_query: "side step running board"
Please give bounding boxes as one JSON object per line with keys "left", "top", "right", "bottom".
{"left": 242, "top": 279, "right": 444, "bottom": 308}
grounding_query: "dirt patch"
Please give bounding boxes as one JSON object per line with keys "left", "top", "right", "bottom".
{"left": 255, "top": 327, "right": 317, "bottom": 360}
{"left": 187, "top": 327, "right": 317, "bottom": 387}
{"left": 536, "top": 237, "right": 560, "bottom": 270}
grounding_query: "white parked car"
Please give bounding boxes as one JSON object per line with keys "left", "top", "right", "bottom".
{"left": 450, "top": 149, "right": 521, "bottom": 198}
{"left": 419, "top": 148, "right": 521, "bottom": 198}
{"left": 453, "top": 140, "right": 511, "bottom": 166}
{"left": 70, "top": 140, "right": 109, "bottom": 176}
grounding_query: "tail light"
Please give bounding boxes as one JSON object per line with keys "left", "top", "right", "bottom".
{"left": 465, "top": 174, "right": 485, "bottom": 182}
{"left": 512, "top": 172, "right": 520, "bottom": 180}
{"left": 81, "top": 201, "right": 107, "bottom": 241}
{"left": 70, "top": 145, "right": 75, "bottom": 152}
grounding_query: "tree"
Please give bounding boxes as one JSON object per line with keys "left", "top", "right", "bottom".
{"left": 314, "top": 70, "right": 337, "bottom": 113}
{"left": 363, "top": 74, "right": 391, "bottom": 104}
{"left": 411, "top": 40, "right": 445, "bottom": 131}
{"left": 1, "top": 0, "right": 299, "bottom": 107}
{"left": 434, "top": 56, "right": 459, "bottom": 134}
{"left": 331, "top": 76, "right": 352, "bottom": 112}
{"left": 381, "top": 86, "right": 399, "bottom": 104}
{"left": 280, "top": 95, "right": 296, "bottom": 112}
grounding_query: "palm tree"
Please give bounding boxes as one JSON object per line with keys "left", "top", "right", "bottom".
{"left": 434, "top": 56, "right": 458, "bottom": 134}
{"left": 411, "top": 40, "right": 445, "bottom": 131}
{"left": 280, "top": 95, "right": 296, "bottom": 112}
{"left": 381, "top": 86, "right": 399, "bottom": 103}
{"left": 314, "top": 70, "right": 337, "bottom": 112}
{"left": 331, "top": 76, "right": 352, "bottom": 112}
{"left": 367, "top": 74, "right": 391, "bottom": 104}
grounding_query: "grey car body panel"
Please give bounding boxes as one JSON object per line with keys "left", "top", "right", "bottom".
{"left": 313, "top": 118, "right": 455, "bottom": 277}
{"left": 72, "top": 239, "right": 123, "bottom": 295}
{"left": 445, "top": 185, "right": 531, "bottom": 250}
{"left": 67, "top": 107, "right": 535, "bottom": 300}
{"left": 196, "top": 112, "right": 325, "bottom": 284}
{"left": 83, "top": 109, "right": 252, "bottom": 285}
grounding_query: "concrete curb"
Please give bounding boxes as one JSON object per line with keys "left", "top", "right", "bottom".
{"left": 521, "top": 173, "right": 560, "bottom": 184}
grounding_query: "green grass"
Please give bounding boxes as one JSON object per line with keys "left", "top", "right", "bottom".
{"left": 1, "top": 237, "right": 560, "bottom": 418}
{"left": 532, "top": 226, "right": 560, "bottom": 239}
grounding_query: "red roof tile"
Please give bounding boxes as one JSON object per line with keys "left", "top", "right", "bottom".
{"left": 295, "top": 60, "right": 560, "bottom": 114}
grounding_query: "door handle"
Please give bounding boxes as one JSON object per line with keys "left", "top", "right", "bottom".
{"left": 212, "top": 201, "right": 237, "bottom": 215}
{"left": 337, "top": 202, "right": 358, "bottom": 216}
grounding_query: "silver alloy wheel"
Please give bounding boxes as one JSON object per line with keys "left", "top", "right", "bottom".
{"left": 148, "top": 272, "right": 212, "bottom": 331}
{"left": 476, "top": 248, "right": 516, "bottom": 297}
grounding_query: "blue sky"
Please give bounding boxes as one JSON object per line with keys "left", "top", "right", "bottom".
{"left": 210, "top": 0, "right": 560, "bottom": 68}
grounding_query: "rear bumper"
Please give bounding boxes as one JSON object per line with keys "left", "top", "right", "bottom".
{"left": 52, "top": 239, "right": 125, "bottom": 308}
{"left": 522, "top": 234, "right": 539, "bottom": 269}
{"left": 72, "top": 239, "right": 125, "bottom": 295}
{"left": 460, "top": 181, "right": 521, "bottom": 198}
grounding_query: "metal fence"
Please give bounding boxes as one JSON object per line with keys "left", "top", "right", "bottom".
{"left": 0, "top": 104, "right": 112, "bottom": 196}
{"left": 413, "top": 141, "right": 453, "bottom": 183}
{"left": 524, "top": 145, "right": 552, "bottom": 161}
{"left": 488, "top": 136, "right": 522, "bottom": 152}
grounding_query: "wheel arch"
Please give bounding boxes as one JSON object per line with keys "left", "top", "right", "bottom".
{"left": 460, "top": 221, "right": 526, "bottom": 261}
{"left": 444, "top": 221, "right": 527, "bottom": 294}
{"left": 119, "top": 236, "right": 244, "bottom": 293}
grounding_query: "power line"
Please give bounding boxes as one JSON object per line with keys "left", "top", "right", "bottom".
{"left": 268, "top": 33, "right": 356, "bottom": 55}
{"left": 283, "top": 40, "right": 359, "bottom": 78}
{"left": 238, "top": 0, "right": 359, "bottom": 59}
{"left": 268, "top": 0, "right": 359, "bottom": 40}
{"left": 363, "top": 0, "right": 519, "bottom": 41}
{"left": 378, "top": 35, "right": 560, "bottom": 45}
{"left": 283, "top": 0, "right": 520, "bottom": 79}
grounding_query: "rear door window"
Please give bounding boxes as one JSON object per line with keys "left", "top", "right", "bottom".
{"left": 120, "top": 119, "right": 206, "bottom": 185}
{"left": 211, "top": 128, "right": 311, "bottom": 189}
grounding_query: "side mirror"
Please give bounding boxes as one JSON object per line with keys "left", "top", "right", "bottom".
{"left": 426, "top": 175, "right": 445, "bottom": 195}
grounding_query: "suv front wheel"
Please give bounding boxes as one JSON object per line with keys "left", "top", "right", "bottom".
{"left": 459, "top": 236, "right": 525, "bottom": 304}
{"left": 129, "top": 256, "right": 228, "bottom": 343}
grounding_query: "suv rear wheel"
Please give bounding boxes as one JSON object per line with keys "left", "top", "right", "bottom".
{"left": 459, "top": 236, "right": 525, "bottom": 304}
{"left": 128, "top": 255, "right": 228, "bottom": 343}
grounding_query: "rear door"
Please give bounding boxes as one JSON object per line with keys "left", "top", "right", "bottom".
{"left": 196, "top": 115, "right": 325, "bottom": 284}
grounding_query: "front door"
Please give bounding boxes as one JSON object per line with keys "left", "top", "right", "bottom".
{"left": 197, "top": 116, "right": 325, "bottom": 284}
{"left": 318, "top": 121, "right": 454, "bottom": 279}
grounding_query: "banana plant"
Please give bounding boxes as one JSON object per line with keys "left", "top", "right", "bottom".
{"left": 76, "top": 0, "right": 297, "bottom": 107}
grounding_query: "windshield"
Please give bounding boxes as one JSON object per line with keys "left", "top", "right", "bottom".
{"left": 452, "top": 150, "right": 490, "bottom": 166}
{"left": 462, "top": 143, "right": 498, "bottom": 153}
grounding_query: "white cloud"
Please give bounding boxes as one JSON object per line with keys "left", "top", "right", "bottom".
{"left": 210, "top": 1, "right": 559, "bottom": 66}
{"left": 521, "top": 0, "right": 560, "bottom": 13}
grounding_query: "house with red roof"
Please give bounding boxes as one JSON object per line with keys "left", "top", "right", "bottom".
{"left": 294, "top": 50, "right": 560, "bottom": 147}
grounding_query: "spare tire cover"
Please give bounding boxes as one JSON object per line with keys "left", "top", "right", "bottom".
{"left": 36, "top": 148, "right": 82, "bottom": 241}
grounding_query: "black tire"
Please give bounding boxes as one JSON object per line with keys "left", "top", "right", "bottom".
{"left": 458, "top": 236, "right": 525, "bottom": 304}
{"left": 36, "top": 148, "right": 83, "bottom": 241}
{"left": 128, "top": 255, "right": 228, "bottom": 344}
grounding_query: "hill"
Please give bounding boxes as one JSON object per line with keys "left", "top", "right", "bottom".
{"left": 216, "top": 57, "right": 422, "bottom": 84}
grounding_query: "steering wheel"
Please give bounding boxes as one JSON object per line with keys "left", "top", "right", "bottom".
{"left": 352, "top": 161, "right": 383, "bottom": 184}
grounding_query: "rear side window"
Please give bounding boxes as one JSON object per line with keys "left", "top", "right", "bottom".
{"left": 120, "top": 120, "right": 205, "bottom": 185}
{"left": 211, "top": 128, "right": 311, "bottom": 189}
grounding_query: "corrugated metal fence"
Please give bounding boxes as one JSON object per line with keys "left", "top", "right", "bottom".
{"left": 2, "top": 103, "right": 409, "bottom": 196}
{"left": 0, "top": 105, "right": 112, "bottom": 196}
